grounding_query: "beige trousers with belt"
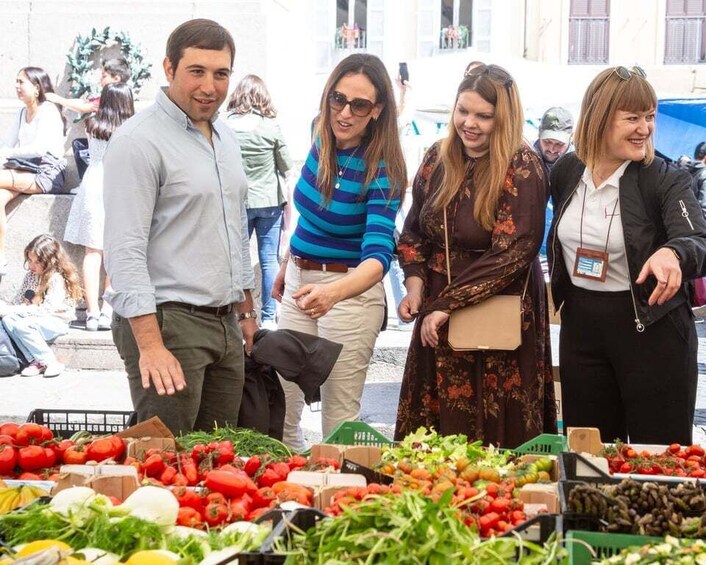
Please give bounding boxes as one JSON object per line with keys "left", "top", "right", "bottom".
{"left": 277, "top": 259, "right": 385, "bottom": 451}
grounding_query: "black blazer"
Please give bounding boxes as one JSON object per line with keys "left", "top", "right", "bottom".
{"left": 547, "top": 153, "right": 706, "bottom": 329}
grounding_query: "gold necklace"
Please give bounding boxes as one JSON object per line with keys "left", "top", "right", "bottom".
{"left": 334, "top": 146, "right": 360, "bottom": 189}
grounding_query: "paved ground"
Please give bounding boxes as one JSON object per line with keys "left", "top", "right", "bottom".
{"left": 1, "top": 318, "right": 705, "bottom": 448}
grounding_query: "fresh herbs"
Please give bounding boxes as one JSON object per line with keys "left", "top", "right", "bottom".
{"left": 275, "top": 490, "right": 565, "bottom": 564}
{"left": 177, "top": 425, "right": 291, "bottom": 458}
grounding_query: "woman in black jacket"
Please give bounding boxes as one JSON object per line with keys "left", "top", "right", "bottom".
{"left": 547, "top": 66, "right": 706, "bottom": 445}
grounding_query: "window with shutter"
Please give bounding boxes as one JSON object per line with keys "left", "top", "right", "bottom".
{"left": 664, "top": 0, "right": 706, "bottom": 63}
{"left": 569, "top": 0, "right": 610, "bottom": 64}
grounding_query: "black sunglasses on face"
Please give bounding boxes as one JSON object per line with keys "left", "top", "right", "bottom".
{"left": 328, "top": 91, "right": 376, "bottom": 117}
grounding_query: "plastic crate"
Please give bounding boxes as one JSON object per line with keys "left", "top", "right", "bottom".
{"left": 322, "top": 421, "right": 393, "bottom": 447}
{"left": 26, "top": 408, "right": 137, "bottom": 439}
{"left": 565, "top": 531, "right": 661, "bottom": 565}
{"left": 513, "top": 433, "right": 567, "bottom": 456}
{"left": 237, "top": 508, "right": 327, "bottom": 565}
{"left": 559, "top": 452, "right": 613, "bottom": 482}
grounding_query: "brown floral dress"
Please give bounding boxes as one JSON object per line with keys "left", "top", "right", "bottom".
{"left": 394, "top": 142, "right": 557, "bottom": 448}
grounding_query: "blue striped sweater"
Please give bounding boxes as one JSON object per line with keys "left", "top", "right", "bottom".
{"left": 290, "top": 143, "right": 400, "bottom": 274}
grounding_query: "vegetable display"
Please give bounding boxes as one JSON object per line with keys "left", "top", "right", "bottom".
{"left": 598, "top": 536, "right": 706, "bottom": 564}
{"left": 602, "top": 441, "right": 706, "bottom": 478}
{"left": 0, "top": 486, "right": 269, "bottom": 563}
{"left": 276, "top": 489, "right": 565, "bottom": 564}
{"left": 177, "top": 425, "right": 291, "bottom": 458}
{"left": 567, "top": 478, "right": 706, "bottom": 537}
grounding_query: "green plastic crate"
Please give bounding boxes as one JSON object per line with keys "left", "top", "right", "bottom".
{"left": 323, "top": 421, "right": 393, "bottom": 447}
{"left": 513, "top": 433, "right": 567, "bottom": 455}
{"left": 565, "top": 531, "right": 662, "bottom": 565}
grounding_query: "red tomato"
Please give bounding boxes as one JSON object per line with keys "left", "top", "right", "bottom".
{"left": 0, "top": 423, "right": 19, "bottom": 438}
{"left": 243, "top": 455, "right": 262, "bottom": 477}
{"left": 43, "top": 447, "right": 57, "bottom": 468}
{"left": 0, "top": 435, "right": 14, "bottom": 446}
{"left": 51, "top": 439, "right": 74, "bottom": 464}
{"left": 172, "top": 486, "right": 204, "bottom": 511}
{"left": 229, "top": 496, "right": 251, "bottom": 521}
{"left": 142, "top": 454, "right": 166, "bottom": 478}
{"left": 177, "top": 506, "right": 203, "bottom": 528}
{"left": 85, "top": 437, "right": 121, "bottom": 462}
{"left": 40, "top": 427, "right": 53, "bottom": 443}
{"left": 203, "top": 502, "right": 229, "bottom": 527}
{"left": 17, "top": 445, "right": 48, "bottom": 471}
{"left": 15, "top": 423, "right": 44, "bottom": 446}
{"left": 0, "top": 444, "right": 18, "bottom": 475}
{"left": 205, "top": 469, "right": 257, "bottom": 498}
{"left": 17, "top": 471, "right": 41, "bottom": 480}
{"left": 63, "top": 445, "right": 88, "bottom": 465}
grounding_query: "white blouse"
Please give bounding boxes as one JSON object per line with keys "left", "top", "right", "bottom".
{"left": 557, "top": 161, "right": 632, "bottom": 292}
{"left": 1, "top": 103, "right": 65, "bottom": 159}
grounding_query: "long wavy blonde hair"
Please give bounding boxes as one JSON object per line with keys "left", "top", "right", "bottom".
{"left": 430, "top": 65, "right": 524, "bottom": 230}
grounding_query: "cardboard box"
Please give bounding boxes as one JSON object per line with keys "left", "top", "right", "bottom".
{"left": 286, "top": 470, "right": 367, "bottom": 511}
{"left": 115, "top": 416, "right": 176, "bottom": 458}
{"left": 518, "top": 483, "right": 559, "bottom": 513}
{"left": 52, "top": 463, "right": 140, "bottom": 500}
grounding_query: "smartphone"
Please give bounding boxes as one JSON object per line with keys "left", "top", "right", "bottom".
{"left": 399, "top": 62, "right": 409, "bottom": 85}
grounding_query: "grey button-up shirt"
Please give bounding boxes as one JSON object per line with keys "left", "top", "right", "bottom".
{"left": 103, "top": 88, "right": 255, "bottom": 318}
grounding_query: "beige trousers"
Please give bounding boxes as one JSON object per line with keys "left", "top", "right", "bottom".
{"left": 278, "top": 259, "right": 385, "bottom": 451}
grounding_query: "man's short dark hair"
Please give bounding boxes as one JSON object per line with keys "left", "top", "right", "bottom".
{"left": 102, "top": 57, "right": 131, "bottom": 83}
{"left": 166, "top": 19, "right": 235, "bottom": 71}
{"left": 695, "top": 141, "right": 706, "bottom": 162}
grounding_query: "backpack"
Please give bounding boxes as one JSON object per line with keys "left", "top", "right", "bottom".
{"left": 0, "top": 322, "right": 26, "bottom": 377}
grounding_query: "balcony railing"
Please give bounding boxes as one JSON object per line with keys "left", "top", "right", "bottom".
{"left": 335, "top": 25, "right": 367, "bottom": 50}
{"left": 439, "top": 25, "right": 469, "bottom": 50}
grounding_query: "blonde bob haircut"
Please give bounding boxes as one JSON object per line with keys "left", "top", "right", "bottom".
{"left": 431, "top": 64, "right": 524, "bottom": 231}
{"left": 574, "top": 67, "right": 657, "bottom": 172}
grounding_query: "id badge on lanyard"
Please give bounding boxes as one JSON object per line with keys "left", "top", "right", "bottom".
{"left": 573, "top": 248, "right": 608, "bottom": 282}
{"left": 573, "top": 186, "right": 619, "bottom": 284}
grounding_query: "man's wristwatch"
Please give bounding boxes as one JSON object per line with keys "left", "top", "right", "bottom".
{"left": 238, "top": 310, "right": 258, "bottom": 322}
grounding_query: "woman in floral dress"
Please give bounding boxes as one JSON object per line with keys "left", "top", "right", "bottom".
{"left": 394, "top": 65, "right": 557, "bottom": 448}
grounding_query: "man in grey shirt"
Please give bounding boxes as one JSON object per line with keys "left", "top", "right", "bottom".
{"left": 103, "top": 19, "right": 258, "bottom": 434}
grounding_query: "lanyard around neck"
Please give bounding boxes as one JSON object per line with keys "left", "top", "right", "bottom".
{"left": 578, "top": 184, "right": 620, "bottom": 254}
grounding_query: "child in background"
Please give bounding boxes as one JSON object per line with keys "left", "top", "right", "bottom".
{"left": 0, "top": 234, "right": 82, "bottom": 377}
{"left": 64, "top": 83, "right": 134, "bottom": 330}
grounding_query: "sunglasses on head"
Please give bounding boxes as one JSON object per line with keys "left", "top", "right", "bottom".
{"left": 463, "top": 64, "right": 514, "bottom": 89}
{"left": 328, "top": 91, "right": 376, "bottom": 117}
{"left": 613, "top": 65, "right": 647, "bottom": 80}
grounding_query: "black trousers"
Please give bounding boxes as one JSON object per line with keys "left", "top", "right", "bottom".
{"left": 560, "top": 285, "right": 697, "bottom": 445}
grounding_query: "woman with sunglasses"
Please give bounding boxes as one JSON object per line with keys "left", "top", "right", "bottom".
{"left": 394, "top": 65, "right": 556, "bottom": 448}
{"left": 547, "top": 67, "right": 706, "bottom": 444}
{"left": 272, "top": 54, "right": 406, "bottom": 451}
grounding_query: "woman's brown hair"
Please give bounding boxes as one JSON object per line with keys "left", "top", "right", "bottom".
{"left": 574, "top": 67, "right": 657, "bottom": 171}
{"left": 227, "top": 74, "right": 277, "bottom": 118}
{"left": 431, "top": 64, "right": 524, "bottom": 231}
{"left": 314, "top": 53, "right": 406, "bottom": 204}
{"left": 24, "top": 234, "right": 83, "bottom": 303}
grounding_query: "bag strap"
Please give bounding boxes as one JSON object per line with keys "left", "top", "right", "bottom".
{"left": 443, "top": 207, "right": 531, "bottom": 300}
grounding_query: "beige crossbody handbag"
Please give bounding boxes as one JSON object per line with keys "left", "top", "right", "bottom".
{"left": 443, "top": 208, "right": 531, "bottom": 351}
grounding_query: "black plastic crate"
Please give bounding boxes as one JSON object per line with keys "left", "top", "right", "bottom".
{"left": 236, "top": 508, "right": 327, "bottom": 565}
{"left": 26, "top": 409, "right": 137, "bottom": 438}
{"left": 559, "top": 452, "right": 614, "bottom": 482}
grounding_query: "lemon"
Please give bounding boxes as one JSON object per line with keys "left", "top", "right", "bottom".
{"left": 124, "top": 550, "right": 180, "bottom": 565}
{"left": 16, "top": 540, "right": 72, "bottom": 557}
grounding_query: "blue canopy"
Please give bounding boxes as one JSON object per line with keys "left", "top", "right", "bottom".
{"left": 656, "top": 98, "right": 706, "bottom": 161}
